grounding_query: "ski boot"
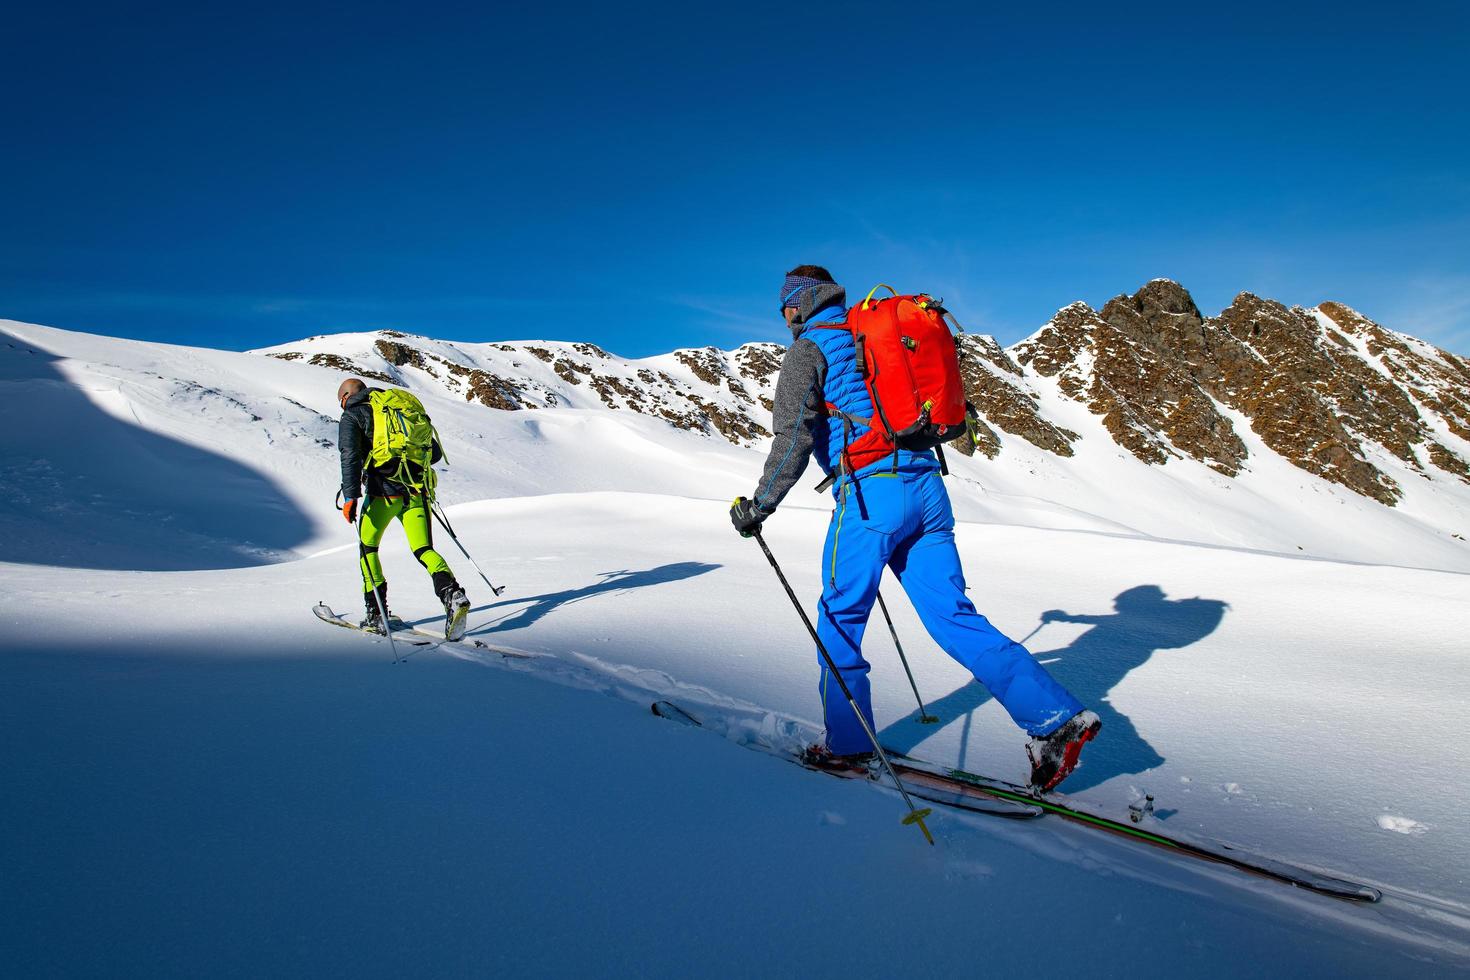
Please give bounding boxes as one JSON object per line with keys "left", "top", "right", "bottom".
{"left": 441, "top": 585, "right": 470, "bottom": 641}
{"left": 362, "top": 584, "right": 395, "bottom": 635}
{"left": 800, "top": 743, "right": 876, "bottom": 775}
{"left": 1027, "top": 709, "right": 1101, "bottom": 792}
{"left": 359, "top": 607, "right": 388, "bottom": 634}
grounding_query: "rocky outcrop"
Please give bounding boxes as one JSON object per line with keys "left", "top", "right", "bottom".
{"left": 374, "top": 339, "right": 426, "bottom": 369}
{"left": 956, "top": 335, "right": 1075, "bottom": 459}
{"left": 1318, "top": 302, "right": 1470, "bottom": 448}
{"left": 674, "top": 348, "right": 727, "bottom": 387}
{"left": 735, "top": 343, "right": 783, "bottom": 383}
{"left": 1017, "top": 295, "right": 1244, "bottom": 474}
{"left": 1015, "top": 280, "right": 1470, "bottom": 504}
{"left": 1207, "top": 293, "right": 1409, "bottom": 503}
{"left": 466, "top": 370, "right": 537, "bottom": 411}
{"left": 270, "top": 351, "right": 392, "bottom": 383}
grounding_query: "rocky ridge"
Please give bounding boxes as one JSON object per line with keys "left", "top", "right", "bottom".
{"left": 1016, "top": 280, "right": 1470, "bottom": 504}
{"left": 261, "top": 332, "right": 783, "bottom": 447}
{"left": 256, "top": 281, "right": 1470, "bottom": 508}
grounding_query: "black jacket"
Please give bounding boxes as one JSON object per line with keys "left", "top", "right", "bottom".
{"left": 338, "top": 388, "right": 443, "bottom": 500}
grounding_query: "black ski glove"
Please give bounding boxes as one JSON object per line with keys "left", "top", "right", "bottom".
{"left": 730, "top": 496, "right": 771, "bottom": 537}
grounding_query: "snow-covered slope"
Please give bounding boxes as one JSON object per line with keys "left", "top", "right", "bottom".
{"left": 251, "top": 299, "right": 1470, "bottom": 574}
{"left": 10, "top": 279, "right": 1466, "bottom": 574}
{"left": 0, "top": 321, "right": 763, "bottom": 568}
{"left": 3, "top": 317, "right": 1469, "bottom": 975}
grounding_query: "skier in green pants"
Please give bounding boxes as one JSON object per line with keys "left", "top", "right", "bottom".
{"left": 336, "top": 377, "right": 470, "bottom": 639}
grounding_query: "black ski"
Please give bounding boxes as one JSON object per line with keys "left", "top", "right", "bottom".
{"left": 650, "top": 700, "right": 1041, "bottom": 820}
{"left": 886, "top": 751, "right": 1382, "bottom": 903}
{"left": 650, "top": 699, "right": 1381, "bottom": 903}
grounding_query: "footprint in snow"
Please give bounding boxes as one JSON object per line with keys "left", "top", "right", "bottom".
{"left": 1377, "top": 815, "right": 1428, "bottom": 836}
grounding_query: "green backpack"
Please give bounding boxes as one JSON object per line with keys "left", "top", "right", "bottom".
{"left": 368, "top": 389, "right": 440, "bottom": 498}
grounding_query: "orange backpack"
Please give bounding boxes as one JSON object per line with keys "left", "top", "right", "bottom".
{"left": 828, "top": 285, "right": 969, "bottom": 474}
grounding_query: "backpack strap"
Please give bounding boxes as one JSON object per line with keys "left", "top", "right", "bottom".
{"left": 823, "top": 400, "right": 874, "bottom": 431}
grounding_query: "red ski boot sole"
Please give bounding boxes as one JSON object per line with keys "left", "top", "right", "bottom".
{"left": 1037, "top": 716, "right": 1101, "bottom": 793}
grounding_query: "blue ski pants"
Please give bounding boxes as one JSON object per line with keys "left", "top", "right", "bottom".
{"left": 816, "top": 466, "right": 1083, "bottom": 755}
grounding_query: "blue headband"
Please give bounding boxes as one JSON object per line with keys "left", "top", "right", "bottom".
{"left": 779, "top": 274, "right": 826, "bottom": 311}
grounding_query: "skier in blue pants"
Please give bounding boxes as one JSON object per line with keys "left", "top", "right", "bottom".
{"left": 731, "top": 265, "right": 1100, "bottom": 791}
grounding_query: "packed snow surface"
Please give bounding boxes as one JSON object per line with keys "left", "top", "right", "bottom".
{"left": 3, "top": 320, "right": 1469, "bottom": 976}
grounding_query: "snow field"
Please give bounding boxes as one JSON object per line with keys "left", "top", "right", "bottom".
{"left": 6, "top": 494, "right": 1470, "bottom": 974}
{"left": 4, "top": 319, "right": 1470, "bottom": 974}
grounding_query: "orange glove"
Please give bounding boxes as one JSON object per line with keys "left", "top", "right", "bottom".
{"left": 342, "top": 498, "right": 358, "bottom": 524}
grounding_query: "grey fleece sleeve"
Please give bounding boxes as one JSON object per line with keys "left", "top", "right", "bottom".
{"left": 753, "top": 338, "right": 827, "bottom": 513}
{"left": 339, "top": 410, "right": 367, "bottom": 499}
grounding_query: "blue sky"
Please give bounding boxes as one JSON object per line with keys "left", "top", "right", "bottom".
{"left": 4, "top": 1, "right": 1468, "bottom": 356}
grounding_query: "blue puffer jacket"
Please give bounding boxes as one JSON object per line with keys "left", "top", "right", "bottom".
{"left": 804, "top": 310, "right": 938, "bottom": 485}
{"left": 800, "top": 308, "right": 873, "bottom": 476}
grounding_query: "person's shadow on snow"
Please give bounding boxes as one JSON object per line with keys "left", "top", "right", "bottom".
{"left": 880, "top": 585, "right": 1228, "bottom": 792}
{"left": 459, "top": 562, "right": 721, "bottom": 635}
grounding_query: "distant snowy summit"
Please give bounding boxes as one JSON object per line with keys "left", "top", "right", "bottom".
{"left": 259, "top": 333, "right": 785, "bottom": 448}
{"left": 256, "top": 280, "right": 1470, "bottom": 510}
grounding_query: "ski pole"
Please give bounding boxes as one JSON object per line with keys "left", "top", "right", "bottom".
{"left": 750, "top": 529, "right": 934, "bottom": 845}
{"left": 875, "top": 590, "right": 938, "bottom": 724}
{"left": 430, "top": 502, "right": 506, "bottom": 596}
{"left": 356, "top": 497, "right": 400, "bottom": 664}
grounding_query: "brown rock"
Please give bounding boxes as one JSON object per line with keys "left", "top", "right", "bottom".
{"left": 374, "top": 339, "right": 426, "bottom": 369}
{"left": 1211, "top": 293, "right": 1403, "bottom": 502}
{"left": 1428, "top": 442, "right": 1470, "bottom": 484}
{"left": 466, "top": 370, "right": 532, "bottom": 411}
{"left": 735, "top": 343, "right": 784, "bottom": 383}
{"left": 1018, "top": 297, "right": 1243, "bottom": 472}
{"left": 306, "top": 353, "right": 392, "bottom": 383}
{"left": 553, "top": 360, "right": 588, "bottom": 385}
{"left": 958, "top": 335, "right": 1076, "bottom": 458}
{"left": 675, "top": 348, "right": 727, "bottom": 387}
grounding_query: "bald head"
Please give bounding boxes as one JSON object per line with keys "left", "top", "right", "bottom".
{"left": 337, "top": 378, "right": 365, "bottom": 408}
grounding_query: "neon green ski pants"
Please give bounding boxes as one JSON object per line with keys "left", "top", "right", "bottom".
{"left": 358, "top": 496, "right": 453, "bottom": 594}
